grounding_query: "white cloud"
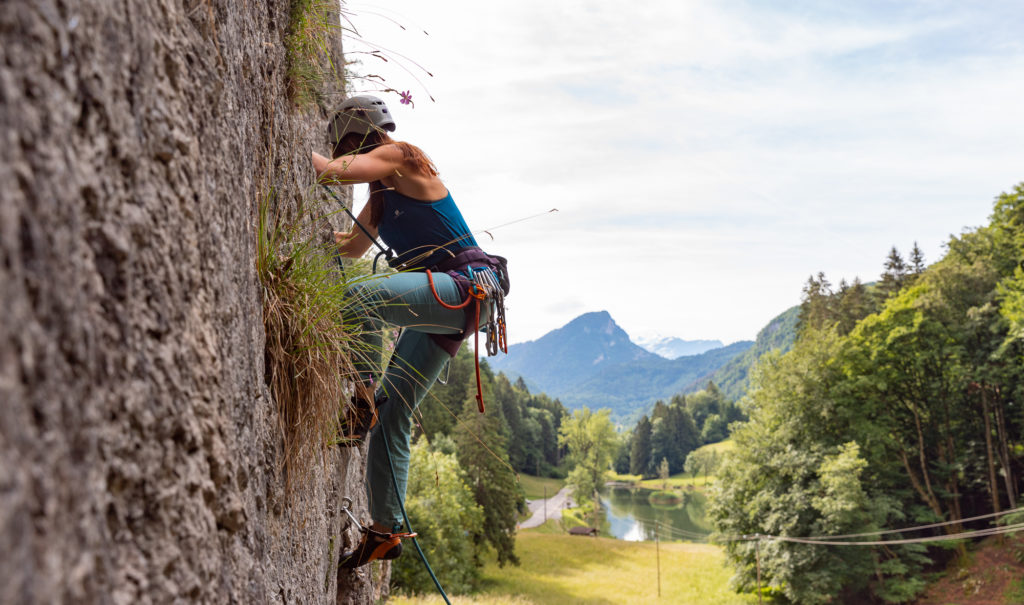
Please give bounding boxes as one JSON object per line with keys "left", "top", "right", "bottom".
{"left": 342, "top": 0, "right": 1024, "bottom": 343}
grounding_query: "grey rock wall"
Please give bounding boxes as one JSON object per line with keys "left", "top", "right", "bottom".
{"left": 0, "top": 1, "right": 380, "bottom": 603}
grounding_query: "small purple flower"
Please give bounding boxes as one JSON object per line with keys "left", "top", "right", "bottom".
{"left": 399, "top": 90, "right": 413, "bottom": 106}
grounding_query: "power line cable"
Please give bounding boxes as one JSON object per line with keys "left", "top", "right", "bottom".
{"left": 712, "top": 506, "right": 1024, "bottom": 545}
{"left": 762, "top": 521, "right": 1024, "bottom": 547}
{"left": 796, "top": 505, "right": 1024, "bottom": 541}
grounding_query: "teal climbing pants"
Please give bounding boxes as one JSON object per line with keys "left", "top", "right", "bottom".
{"left": 345, "top": 270, "right": 489, "bottom": 528}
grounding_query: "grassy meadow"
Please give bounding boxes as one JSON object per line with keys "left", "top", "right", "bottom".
{"left": 391, "top": 526, "right": 759, "bottom": 605}
{"left": 517, "top": 474, "right": 566, "bottom": 500}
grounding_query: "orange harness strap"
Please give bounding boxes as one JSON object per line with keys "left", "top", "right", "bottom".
{"left": 426, "top": 270, "right": 488, "bottom": 413}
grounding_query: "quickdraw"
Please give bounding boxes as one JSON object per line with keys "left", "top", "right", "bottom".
{"left": 478, "top": 268, "right": 508, "bottom": 356}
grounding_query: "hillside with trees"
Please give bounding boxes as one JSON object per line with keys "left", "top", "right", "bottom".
{"left": 701, "top": 305, "right": 800, "bottom": 401}
{"left": 710, "top": 183, "right": 1024, "bottom": 604}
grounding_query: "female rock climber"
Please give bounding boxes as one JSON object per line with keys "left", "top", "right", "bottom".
{"left": 312, "top": 94, "right": 508, "bottom": 568}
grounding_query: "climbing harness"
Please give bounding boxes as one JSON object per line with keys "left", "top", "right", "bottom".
{"left": 321, "top": 184, "right": 510, "bottom": 413}
{"left": 426, "top": 268, "right": 490, "bottom": 413}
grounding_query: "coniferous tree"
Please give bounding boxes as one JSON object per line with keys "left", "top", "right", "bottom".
{"left": 533, "top": 405, "right": 562, "bottom": 472}
{"left": 493, "top": 373, "right": 525, "bottom": 469}
{"left": 799, "top": 271, "right": 835, "bottom": 332}
{"left": 910, "top": 241, "right": 926, "bottom": 275}
{"left": 877, "top": 246, "right": 909, "bottom": 300}
{"left": 649, "top": 416, "right": 671, "bottom": 478}
{"left": 649, "top": 401, "right": 673, "bottom": 476}
{"left": 629, "top": 415, "right": 653, "bottom": 476}
{"left": 836, "top": 276, "right": 875, "bottom": 335}
{"left": 667, "top": 401, "right": 701, "bottom": 470}
{"left": 453, "top": 387, "right": 522, "bottom": 567}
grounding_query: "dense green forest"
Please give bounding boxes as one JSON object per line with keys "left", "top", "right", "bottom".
{"left": 710, "top": 183, "right": 1024, "bottom": 604}
{"left": 706, "top": 305, "right": 800, "bottom": 401}
{"left": 614, "top": 383, "right": 744, "bottom": 478}
{"left": 415, "top": 352, "right": 569, "bottom": 478}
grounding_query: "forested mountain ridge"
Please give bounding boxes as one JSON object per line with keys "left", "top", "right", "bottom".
{"left": 699, "top": 305, "right": 800, "bottom": 401}
{"left": 490, "top": 311, "right": 753, "bottom": 420}
{"left": 561, "top": 340, "right": 752, "bottom": 421}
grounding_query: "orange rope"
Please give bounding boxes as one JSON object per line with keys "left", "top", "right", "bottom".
{"left": 425, "top": 270, "right": 488, "bottom": 413}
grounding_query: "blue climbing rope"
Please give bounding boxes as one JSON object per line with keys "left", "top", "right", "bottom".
{"left": 322, "top": 183, "right": 449, "bottom": 602}
{"left": 379, "top": 423, "right": 452, "bottom": 605}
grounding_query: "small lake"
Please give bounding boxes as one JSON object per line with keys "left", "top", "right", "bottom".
{"left": 597, "top": 486, "right": 711, "bottom": 542}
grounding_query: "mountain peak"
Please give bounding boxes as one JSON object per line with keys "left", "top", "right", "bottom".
{"left": 568, "top": 309, "right": 613, "bottom": 324}
{"left": 490, "top": 311, "right": 656, "bottom": 393}
{"left": 565, "top": 310, "right": 620, "bottom": 335}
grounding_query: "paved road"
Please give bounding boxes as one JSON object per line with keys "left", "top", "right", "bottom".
{"left": 519, "top": 486, "right": 574, "bottom": 529}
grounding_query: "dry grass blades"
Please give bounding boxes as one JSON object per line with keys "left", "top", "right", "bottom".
{"left": 257, "top": 191, "right": 364, "bottom": 488}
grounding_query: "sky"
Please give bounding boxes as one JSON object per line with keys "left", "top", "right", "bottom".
{"left": 339, "top": 0, "right": 1024, "bottom": 345}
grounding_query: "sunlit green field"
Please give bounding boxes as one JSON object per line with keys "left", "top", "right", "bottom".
{"left": 391, "top": 530, "right": 759, "bottom": 605}
{"left": 516, "top": 474, "right": 566, "bottom": 500}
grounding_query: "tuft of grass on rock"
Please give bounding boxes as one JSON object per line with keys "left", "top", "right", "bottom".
{"left": 285, "top": 0, "right": 343, "bottom": 107}
{"left": 256, "top": 191, "right": 371, "bottom": 488}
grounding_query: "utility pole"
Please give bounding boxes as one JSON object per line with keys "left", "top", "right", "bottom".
{"left": 755, "top": 537, "right": 763, "bottom": 605}
{"left": 655, "top": 520, "right": 661, "bottom": 598}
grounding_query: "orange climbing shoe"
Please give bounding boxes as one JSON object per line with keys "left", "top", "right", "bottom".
{"left": 338, "top": 527, "right": 415, "bottom": 568}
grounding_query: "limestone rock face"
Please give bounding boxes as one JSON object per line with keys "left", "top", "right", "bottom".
{"left": 0, "top": 1, "right": 380, "bottom": 602}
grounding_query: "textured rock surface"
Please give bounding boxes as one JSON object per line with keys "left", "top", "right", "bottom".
{"left": 0, "top": 1, "right": 382, "bottom": 603}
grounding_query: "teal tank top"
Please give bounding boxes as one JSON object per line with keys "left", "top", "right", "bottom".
{"left": 377, "top": 189, "right": 478, "bottom": 270}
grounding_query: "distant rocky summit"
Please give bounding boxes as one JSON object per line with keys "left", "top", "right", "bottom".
{"left": 633, "top": 335, "right": 725, "bottom": 359}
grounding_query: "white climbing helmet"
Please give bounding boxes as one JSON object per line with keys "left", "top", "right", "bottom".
{"left": 327, "top": 95, "right": 396, "bottom": 147}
